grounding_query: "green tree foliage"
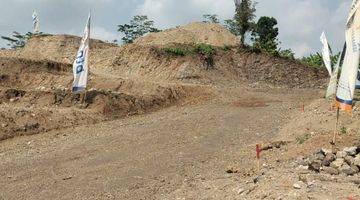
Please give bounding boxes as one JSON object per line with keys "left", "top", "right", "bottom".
{"left": 1, "top": 31, "right": 36, "bottom": 49}
{"left": 202, "top": 14, "right": 220, "bottom": 23}
{"left": 227, "top": 0, "right": 257, "bottom": 45}
{"left": 118, "top": 15, "right": 160, "bottom": 44}
{"left": 278, "top": 49, "right": 295, "bottom": 60}
{"left": 252, "top": 16, "right": 279, "bottom": 54}
{"left": 301, "top": 53, "right": 323, "bottom": 68}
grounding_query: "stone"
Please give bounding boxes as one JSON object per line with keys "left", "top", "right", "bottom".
{"left": 350, "top": 165, "right": 359, "bottom": 173}
{"left": 322, "top": 154, "right": 336, "bottom": 166}
{"left": 340, "top": 163, "right": 357, "bottom": 176}
{"left": 344, "top": 156, "right": 355, "bottom": 166}
{"left": 293, "top": 183, "right": 302, "bottom": 189}
{"left": 321, "top": 148, "right": 333, "bottom": 155}
{"left": 354, "top": 155, "right": 360, "bottom": 167}
{"left": 314, "top": 152, "right": 325, "bottom": 160}
{"left": 330, "top": 158, "right": 345, "bottom": 169}
{"left": 336, "top": 151, "right": 347, "bottom": 158}
{"left": 344, "top": 147, "right": 358, "bottom": 156}
{"left": 322, "top": 166, "right": 339, "bottom": 175}
{"left": 308, "top": 160, "right": 322, "bottom": 172}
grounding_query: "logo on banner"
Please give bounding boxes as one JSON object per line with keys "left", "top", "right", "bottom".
{"left": 75, "top": 50, "right": 85, "bottom": 74}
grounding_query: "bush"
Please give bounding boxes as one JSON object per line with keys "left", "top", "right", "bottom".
{"left": 163, "top": 47, "right": 191, "bottom": 56}
{"left": 195, "top": 43, "right": 215, "bottom": 56}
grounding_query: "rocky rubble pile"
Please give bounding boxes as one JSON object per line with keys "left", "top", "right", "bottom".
{"left": 298, "top": 146, "right": 360, "bottom": 176}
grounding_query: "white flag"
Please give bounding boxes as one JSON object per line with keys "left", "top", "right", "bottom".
{"left": 335, "top": 0, "right": 360, "bottom": 112}
{"left": 32, "top": 11, "right": 39, "bottom": 33}
{"left": 326, "top": 43, "right": 345, "bottom": 99}
{"left": 356, "top": 69, "right": 360, "bottom": 89}
{"left": 320, "top": 32, "right": 332, "bottom": 76}
{"left": 72, "top": 13, "right": 90, "bottom": 93}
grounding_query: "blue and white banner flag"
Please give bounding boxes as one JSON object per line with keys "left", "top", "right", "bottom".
{"left": 356, "top": 70, "right": 360, "bottom": 89}
{"left": 326, "top": 43, "right": 346, "bottom": 99}
{"left": 72, "top": 13, "right": 90, "bottom": 93}
{"left": 320, "top": 32, "right": 332, "bottom": 76}
{"left": 336, "top": 0, "right": 360, "bottom": 111}
{"left": 32, "top": 11, "right": 39, "bottom": 33}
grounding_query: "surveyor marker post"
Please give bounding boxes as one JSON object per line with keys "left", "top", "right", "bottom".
{"left": 256, "top": 144, "right": 261, "bottom": 172}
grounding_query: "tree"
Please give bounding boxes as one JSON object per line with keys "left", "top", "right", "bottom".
{"left": 118, "top": 15, "right": 160, "bottom": 44}
{"left": 230, "top": 0, "right": 257, "bottom": 45}
{"left": 1, "top": 31, "right": 34, "bottom": 49}
{"left": 278, "top": 49, "right": 295, "bottom": 60}
{"left": 252, "top": 16, "right": 279, "bottom": 54}
{"left": 224, "top": 19, "right": 240, "bottom": 36}
{"left": 202, "top": 14, "right": 220, "bottom": 23}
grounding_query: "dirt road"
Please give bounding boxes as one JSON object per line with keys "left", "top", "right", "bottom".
{"left": 0, "top": 87, "right": 324, "bottom": 200}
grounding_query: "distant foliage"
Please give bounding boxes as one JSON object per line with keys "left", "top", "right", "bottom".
{"left": 1, "top": 32, "right": 33, "bottom": 49}
{"left": 202, "top": 14, "right": 220, "bottom": 24}
{"left": 163, "top": 43, "right": 216, "bottom": 70}
{"left": 118, "top": 15, "right": 160, "bottom": 44}
{"left": 1, "top": 31, "right": 48, "bottom": 49}
{"left": 163, "top": 47, "right": 191, "bottom": 56}
{"left": 278, "top": 49, "right": 295, "bottom": 60}
{"left": 301, "top": 53, "right": 323, "bottom": 68}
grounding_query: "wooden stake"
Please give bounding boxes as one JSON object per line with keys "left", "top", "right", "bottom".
{"left": 331, "top": 108, "right": 340, "bottom": 146}
{"left": 256, "top": 144, "right": 261, "bottom": 172}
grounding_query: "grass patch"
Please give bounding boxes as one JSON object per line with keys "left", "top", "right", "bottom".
{"left": 163, "top": 47, "right": 191, "bottom": 56}
{"left": 195, "top": 43, "right": 215, "bottom": 56}
{"left": 340, "top": 126, "right": 347, "bottom": 135}
{"left": 296, "top": 133, "right": 311, "bottom": 144}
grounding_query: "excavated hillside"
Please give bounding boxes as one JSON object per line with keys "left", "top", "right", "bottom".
{"left": 0, "top": 22, "right": 328, "bottom": 141}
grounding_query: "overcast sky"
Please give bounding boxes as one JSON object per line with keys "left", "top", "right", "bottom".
{"left": 0, "top": 0, "right": 352, "bottom": 57}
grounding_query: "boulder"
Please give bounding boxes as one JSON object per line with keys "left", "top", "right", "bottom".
{"left": 321, "top": 148, "right": 333, "bottom": 155}
{"left": 340, "top": 163, "right": 357, "bottom": 176}
{"left": 308, "top": 160, "right": 322, "bottom": 172}
{"left": 344, "top": 156, "right": 355, "bottom": 166}
{"left": 330, "top": 158, "right": 344, "bottom": 169}
{"left": 322, "top": 166, "right": 339, "bottom": 175}
{"left": 354, "top": 154, "right": 360, "bottom": 167}
{"left": 343, "top": 147, "right": 358, "bottom": 156}
{"left": 336, "top": 151, "right": 347, "bottom": 158}
{"left": 322, "top": 153, "right": 336, "bottom": 166}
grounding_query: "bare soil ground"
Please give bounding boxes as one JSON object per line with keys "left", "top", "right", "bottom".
{"left": 0, "top": 23, "right": 359, "bottom": 200}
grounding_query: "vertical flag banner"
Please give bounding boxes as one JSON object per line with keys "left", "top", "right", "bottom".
{"left": 72, "top": 13, "right": 90, "bottom": 93}
{"left": 320, "top": 32, "right": 332, "bottom": 76}
{"left": 32, "top": 11, "right": 39, "bottom": 33}
{"left": 356, "top": 70, "right": 360, "bottom": 89}
{"left": 335, "top": 0, "right": 360, "bottom": 111}
{"left": 326, "top": 43, "right": 346, "bottom": 99}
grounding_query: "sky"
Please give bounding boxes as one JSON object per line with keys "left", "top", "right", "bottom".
{"left": 0, "top": 0, "right": 353, "bottom": 57}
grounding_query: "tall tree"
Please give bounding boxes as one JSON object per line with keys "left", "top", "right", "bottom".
{"left": 202, "top": 14, "right": 220, "bottom": 24}
{"left": 252, "top": 16, "right": 279, "bottom": 54}
{"left": 233, "top": 0, "right": 257, "bottom": 45}
{"left": 118, "top": 15, "right": 160, "bottom": 44}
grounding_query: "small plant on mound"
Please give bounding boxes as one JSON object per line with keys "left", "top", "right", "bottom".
{"left": 340, "top": 126, "right": 347, "bottom": 135}
{"left": 195, "top": 43, "right": 216, "bottom": 70}
{"left": 195, "top": 43, "right": 215, "bottom": 56}
{"left": 222, "top": 45, "right": 232, "bottom": 51}
{"left": 296, "top": 133, "right": 311, "bottom": 144}
{"left": 163, "top": 47, "right": 190, "bottom": 56}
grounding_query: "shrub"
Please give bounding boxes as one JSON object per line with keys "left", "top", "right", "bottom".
{"left": 195, "top": 43, "right": 215, "bottom": 56}
{"left": 163, "top": 47, "right": 190, "bottom": 56}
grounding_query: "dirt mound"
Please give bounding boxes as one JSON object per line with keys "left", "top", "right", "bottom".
{"left": 134, "top": 22, "right": 240, "bottom": 47}
{"left": 20, "top": 34, "right": 117, "bottom": 64}
{"left": 0, "top": 56, "right": 194, "bottom": 141}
